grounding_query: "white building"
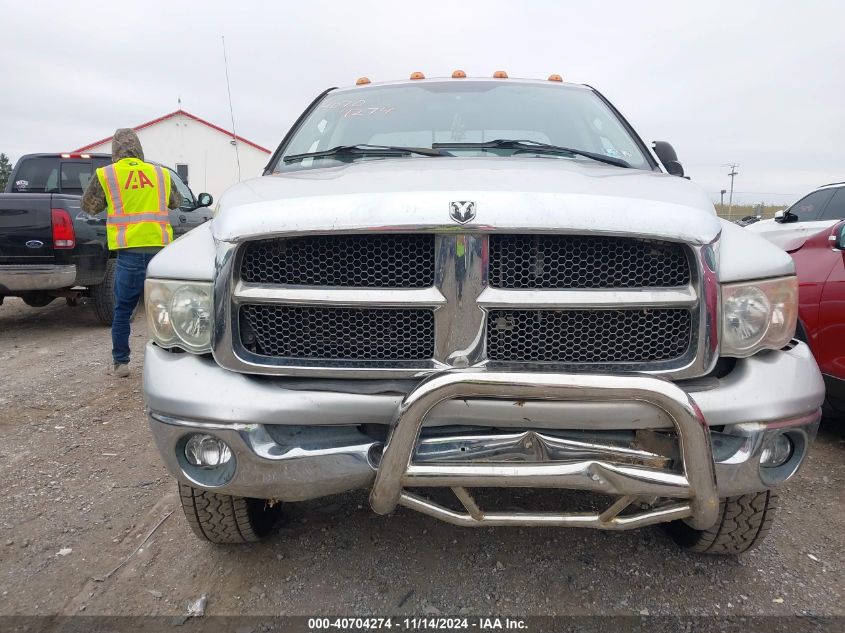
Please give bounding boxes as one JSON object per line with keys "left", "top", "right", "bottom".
{"left": 74, "top": 109, "right": 272, "bottom": 202}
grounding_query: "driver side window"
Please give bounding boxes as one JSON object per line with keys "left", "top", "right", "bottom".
{"left": 168, "top": 169, "right": 195, "bottom": 210}
{"left": 788, "top": 189, "right": 834, "bottom": 222}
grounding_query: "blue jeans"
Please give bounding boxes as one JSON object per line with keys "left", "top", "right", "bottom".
{"left": 112, "top": 250, "right": 156, "bottom": 364}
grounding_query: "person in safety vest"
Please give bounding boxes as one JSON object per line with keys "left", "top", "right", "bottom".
{"left": 81, "top": 128, "right": 182, "bottom": 377}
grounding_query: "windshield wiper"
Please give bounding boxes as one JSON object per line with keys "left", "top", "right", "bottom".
{"left": 431, "top": 139, "right": 630, "bottom": 168}
{"left": 283, "top": 144, "right": 450, "bottom": 163}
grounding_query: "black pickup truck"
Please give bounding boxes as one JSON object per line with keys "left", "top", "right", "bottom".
{"left": 0, "top": 153, "right": 213, "bottom": 324}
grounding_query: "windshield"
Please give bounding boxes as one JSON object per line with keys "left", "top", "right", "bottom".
{"left": 274, "top": 81, "right": 651, "bottom": 172}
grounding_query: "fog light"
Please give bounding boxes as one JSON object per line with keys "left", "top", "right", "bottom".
{"left": 184, "top": 434, "right": 232, "bottom": 468}
{"left": 760, "top": 433, "right": 793, "bottom": 468}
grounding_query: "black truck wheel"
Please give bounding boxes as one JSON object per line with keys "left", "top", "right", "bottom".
{"left": 666, "top": 490, "right": 778, "bottom": 555}
{"left": 178, "top": 483, "right": 283, "bottom": 544}
{"left": 90, "top": 258, "right": 116, "bottom": 325}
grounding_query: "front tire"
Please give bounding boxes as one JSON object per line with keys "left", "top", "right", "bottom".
{"left": 666, "top": 490, "right": 778, "bottom": 555}
{"left": 90, "top": 258, "right": 116, "bottom": 325}
{"left": 178, "top": 483, "right": 283, "bottom": 544}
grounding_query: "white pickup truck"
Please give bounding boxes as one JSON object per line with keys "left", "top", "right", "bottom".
{"left": 142, "top": 73, "right": 824, "bottom": 554}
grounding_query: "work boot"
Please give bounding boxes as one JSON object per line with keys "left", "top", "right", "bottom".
{"left": 113, "top": 363, "right": 130, "bottom": 378}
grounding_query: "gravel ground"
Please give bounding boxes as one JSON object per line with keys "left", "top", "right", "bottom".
{"left": 0, "top": 296, "right": 843, "bottom": 618}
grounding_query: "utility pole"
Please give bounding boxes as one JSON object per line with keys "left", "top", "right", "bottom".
{"left": 720, "top": 189, "right": 726, "bottom": 207}
{"left": 724, "top": 163, "right": 739, "bottom": 218}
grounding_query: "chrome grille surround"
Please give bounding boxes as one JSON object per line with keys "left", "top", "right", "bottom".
{"left": 212, "top": 231, "right": 719, "bottom": 379}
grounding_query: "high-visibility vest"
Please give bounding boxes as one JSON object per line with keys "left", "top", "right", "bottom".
{"left": 96, "top": 157, "right": 174, "bottom": 250}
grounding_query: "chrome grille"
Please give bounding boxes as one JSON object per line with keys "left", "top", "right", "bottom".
{"left": 489, "top": 235, "right": 690, "bottom": 288}
{"left": 241, "top": 234, "right": 434, "bottom": 287}
{"left": 239, "top": 305, "right": 435, "bottom": 360}
{"left": 486, "top": 309, "right": 692, "bottom": 364}
{"left": 218, "top": 232, "right": 711, "bottom": 379}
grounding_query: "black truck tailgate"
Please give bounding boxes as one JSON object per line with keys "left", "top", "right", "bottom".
{"left": 0, "top": 194, "right": 55, "bottom": 264}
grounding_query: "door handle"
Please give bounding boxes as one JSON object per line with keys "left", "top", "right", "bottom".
{"left": 179, "top": 215, "right": 187, "bottom": 223}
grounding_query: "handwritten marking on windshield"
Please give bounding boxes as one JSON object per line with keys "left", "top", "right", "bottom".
{"left": 321, "top": 99, "right": 396, "bottom": 118}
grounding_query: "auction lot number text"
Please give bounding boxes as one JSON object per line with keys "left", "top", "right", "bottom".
{"left": 308, "top": 618, "right": 528, "bottom": 631}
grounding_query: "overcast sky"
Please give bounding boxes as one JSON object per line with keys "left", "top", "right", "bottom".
{"left": 1, "top": 0, "right": 843, "bottom": 205}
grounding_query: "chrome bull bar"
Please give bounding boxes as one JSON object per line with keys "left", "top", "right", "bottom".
{"left": 370, "top": 370, "right": 720, "bottom": 530}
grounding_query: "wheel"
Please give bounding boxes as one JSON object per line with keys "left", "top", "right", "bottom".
{"left": 90, "top": 258, "right": 117, "bottom": 325}
{"left": 178, "top": 483, "right": 283, "bottom": 544}
{"left": 665, "top": 490, "right": 778, "bottom": 555}
{"left": 21, "top": 292, "right": 56, "bottom": 307}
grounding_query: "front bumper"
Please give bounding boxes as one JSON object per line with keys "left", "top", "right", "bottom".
{"left": 145, "top": 342, "right": 823, "bottom": 530}
{"left": 0, "top": 264, "right": 76, "bottom": 293}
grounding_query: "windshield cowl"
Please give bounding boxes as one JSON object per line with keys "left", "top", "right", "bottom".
{"left": 283, "top": 144, "right": 451, "bottom": 164}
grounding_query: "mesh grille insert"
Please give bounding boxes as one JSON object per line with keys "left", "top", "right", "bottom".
{"left": 239, "top": 305, "right": 434, "bottom": 360}
{"left": 489, "top": 235, "right": 690, "bottom": 288}
{"left": 240, "top": 234, "right": 434, "bottom": 287}
{"left": 486, "top": 309, "right": 692, "bottom": 364}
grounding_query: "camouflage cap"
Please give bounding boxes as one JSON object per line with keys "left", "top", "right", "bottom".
{"left": 111, "top": 128, "right": 144, "bottom": 161}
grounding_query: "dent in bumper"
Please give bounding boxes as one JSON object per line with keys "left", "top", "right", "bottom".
{"left": 144, "top": 342, "right": 824, "bottom": 506}
{"left": 148, "top": 409, "right": 820, "bottom": 504}
{"left": 148, "top": 414, "right": 378, "bottom": 501}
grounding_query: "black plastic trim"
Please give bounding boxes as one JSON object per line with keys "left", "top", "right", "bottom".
{"left": 263, "top": 87, "right": 337, "bottom": 175}
{"left": 585, "top": 85, "right": 660, "bottom": 172}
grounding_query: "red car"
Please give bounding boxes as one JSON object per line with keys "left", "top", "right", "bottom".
{"left": 787, "top": 220, "right": 845, "bottom": 415}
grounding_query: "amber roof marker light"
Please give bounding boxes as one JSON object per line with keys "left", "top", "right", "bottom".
{"left": 355, "top": 77, "right": 371, "bottom": 85}
{"left": 493, "top": 70, "right": 508, "bottom": 78}
{"left": 548, "top": 74, "right": 564, "bottom": 82}
{"left": 452, "top": 70, "right": 467, "bottom": 78}
{"left": 410, "top": 71, "right": 425, "bottom": 80}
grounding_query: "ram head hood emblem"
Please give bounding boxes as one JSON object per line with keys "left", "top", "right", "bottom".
{"left": 449, "top": 200, "right": 476, "bottom": 224}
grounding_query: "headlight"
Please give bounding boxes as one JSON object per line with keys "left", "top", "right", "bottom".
{"left": 144, "top": 279, "right": 213, "bottom": 353}
{"left": 721, "top": 276, "right": 798, "bottom": 357}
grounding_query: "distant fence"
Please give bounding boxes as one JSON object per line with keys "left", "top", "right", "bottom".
{"left": 714, "top": 203, "right": 785, "bottom": 222}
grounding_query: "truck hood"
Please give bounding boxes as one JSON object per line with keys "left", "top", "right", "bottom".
{"left": 213, "top": 157, "right": 722, "bottom": 245}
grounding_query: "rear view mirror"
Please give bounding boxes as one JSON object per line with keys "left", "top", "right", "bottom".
{"left": 652, "top": 141, "right": 684, "bottom": 177}
{"left": 197, "top": 193, "right": 213, "bottom": 208}
{"left": 774, "top": 210, "right": 786, "bottom": 222}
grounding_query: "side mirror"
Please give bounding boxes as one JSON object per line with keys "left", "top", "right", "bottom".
{"left": 774, "top": 209, "right": 796, "bottom": 224}
{"left": 196, "top": 193, "right": 213, "bottom": 208}
{"left": 834, "top": 223, "right": 845, "bottom": 250}
{"left": 652, "top": 141, "right": 684, "bottom": 177}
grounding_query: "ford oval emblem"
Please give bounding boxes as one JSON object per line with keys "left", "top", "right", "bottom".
{"left": 25, "top": 240, "right": 44, "bottom": 249}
